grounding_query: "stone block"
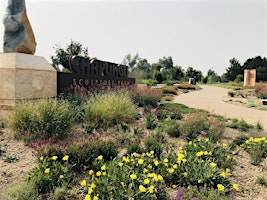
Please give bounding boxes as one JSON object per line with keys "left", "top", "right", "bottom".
{"left": 0, "top": 53, "right": 56, "bottom": 119}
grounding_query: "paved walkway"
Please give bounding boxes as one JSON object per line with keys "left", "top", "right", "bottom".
{"left": 173, "top": 85, "right": 267, "bottom": 130}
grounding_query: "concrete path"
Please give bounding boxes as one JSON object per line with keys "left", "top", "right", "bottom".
{"left": 173, "top": 85, "right": 267, "bottom": 130}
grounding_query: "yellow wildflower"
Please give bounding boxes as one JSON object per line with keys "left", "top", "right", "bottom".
{"left": 164, "top": 158, "right": 169, "bottom": 163}
{"left": 149, "top": 185, "right": 154, "bottom": 193}
{"left": 39, "top": 156, "right": 44, "bottom": 161}
{"left": 102, "top": 172, "right": 107, "bottom": 176}
{"left": 97, "top": 155, "right": 103, "bottom": 160}
{"left": 80, "top": 180, "right": 87, "bottom": 187}
{"left": 204, "top": 151, "right": 209, "bottom": 155}
{"left": 183, "top": 172, "right": 188, "bottom": 177}
{"left": 154, "top": 160, "right": 159, "bottom": 166}
{"left": 93, "top": 196, "right": 98, "bottom": 200}
{"left": 44, "top": 168, "right": 50, "bottom": 174}
{"left": 85, "top": 194, "right": 91, "bottom": 200}
{"left": 196, "top": 151, "right": 204, "bottom": 157}
{"left": 101, "top": 165, "right": 106, "bottom": 171}
{"left": 96, "top": 171, "right": 101, "bottom": 176}
{"left": 233, "top": 184, "right": 239, "bottom": 191}
{"left": 177, "top": 152, "right": 184, "bottom": 161}
{"left": 223, "top": 143, "right": 227, "bottom": 147}
{"left": 118, "top": 162, "right": 123, "bottom": 167}
{"left": 210, "top": 162, "right": 217, "bottom": 168}
{"left": 168, "top": 168, "right": 174, "bottom": 173}
{"left": 121, "top": 182, "right": 125, "bottom": 187}
{"left": 221, "top": 172, "right": 226, "bottom": 178}
{"left": 52, "top": 156, "right": 58, "bottom": 161}
{"left": 88, "top": 188, "right": 93, "bottom": 194}
{"left": 138, "top": 159, "right": 144, "bottom": 165}
{"left": 62, "top": 155, "right": 69, "bottom": 161}
{"left": 157, "top": 174, "right": 163, "bottom": 181}
{"left": 148, "top": 164, "right": 153, "bottom": 169}
{"left": 172, "top": 185, "right": 177, "bottom": 189}
{"left": 198, "top": 179, "right": 202, "bottom": 183}
{"left": 91, "top": 183, "right": 96, "bottom": 188}
{"left": 139, "top": 185, "right": 146, "bottom": 192}
{"left": 150, "top": 150, "right": 154, "bottom": 155}
{"left": 89, "top": 170, "right": 94, "bottom": 175}
{"left": 217, "top": 184, "right": 225, "bottom": 191}
{"left": 130, "top": 174, "right": 137, "bottom": 180}
{"left": 144, "top": 178, "right": 150, "bottom": 184}
{"left": 59, "top": 175, "right": 64, "bottom": 179}
{"left": 173, "top": 164, "right": 178, "bottom": 169}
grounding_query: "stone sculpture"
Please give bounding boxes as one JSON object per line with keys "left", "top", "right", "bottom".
{"left": 3, "top": 0, "right": 36, "bottom": 54}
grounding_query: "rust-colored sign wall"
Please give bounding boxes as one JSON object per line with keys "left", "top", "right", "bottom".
{"left": 57, "top": 55, "right": 135, "bottom": 94}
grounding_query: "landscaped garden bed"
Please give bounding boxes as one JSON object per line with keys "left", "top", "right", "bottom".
{"left": 0, "top": 85, "right": 267, "bottom": 200}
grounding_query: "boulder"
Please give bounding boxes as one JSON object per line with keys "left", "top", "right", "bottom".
{"left": 3, "top": 0, "right": 36, "bottom": 55}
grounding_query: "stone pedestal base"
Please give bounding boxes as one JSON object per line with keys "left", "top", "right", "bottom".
{"left": 0, "top": 53, "right": 56, "bottom": 119}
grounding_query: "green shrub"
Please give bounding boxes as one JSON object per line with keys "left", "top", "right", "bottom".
{"left": 155, "top": 108, "right": 169, "bottom": 121}
{"left": 144, "top": 112, "right": 158, "bottom": 130}
{"left": 160, "top": 103, "right": 201, "bottom": 115}
{"left": 206, "top": 117, "right": 226, "bottom": 142}
{"left": 85, "top": 91, "right": 137, "bottom": 126}
{"left": 127, "top": 142, "right": 144, "bottom": 155}
{"left": 144, "top": 136, "right": 163, "bottom": 158}
{"left": 10, "top": 99, "right": 72, "bottom": 142}
{"left": 242, "top": 137, "right": 267, "bottom": 165}
{"left": 130, "top": 87, "right": 162, "bottom": 107}
{"left": 169, "top": 110, "right": 183, "bottom": 120}
{"left": 258, "top": 92, "right": 267, "bottom": 99}
{"left": 141, "top": 79, "right": 158, "bottom": 86}
{"left": 98, "top": 140, "right": 119, "bottom": 161}
{"left": 256, "top": 176, "right": 267, "bottom": 186}
{"left": 4, "top": 180, "right": 38, "bottom": 200}
{"left": 229, "top": 135, "right": 249, "bottom": 150}
{"left": 179, "top": 112, "right": 208, "bottom": 141}
{"left": 164, "top": 95, "right": 173, "bottom": 101}
{"left": 227, "top": 119, "right": 253, "bottom": 132}
{"left": 176, "top": 84, "right": 196, "bottom": 90}
{"left": 28, "top": 155, "right": 73, "bottom": 194}
{"left": 161, "top": 119, "right": 180, "bottom": 138}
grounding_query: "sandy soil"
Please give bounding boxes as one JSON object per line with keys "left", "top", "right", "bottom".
{"left": 173, "top": 85, "right": 267, "bottom": 130}
{"left": 0, "top": 129, "right": 37, "bottom": 199}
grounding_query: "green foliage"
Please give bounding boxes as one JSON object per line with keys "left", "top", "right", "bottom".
{"left": 4, "top": 155, "right": 19, "bottom": 163}
{"left": 258, "top": 92, "right": 267, "bottom": 99}
{"left": 242, "top": 137, "right": 267, "bottom": 165}
{"left": 229, "top": 135, "right": 249, "bottom": 150}
{"left": 243, "top": 56, "right": 267, "bottom": 82}
{"left": 155, "top": 108, "right": 169, "bottom": 121}
{"left": 160, "top": 103, "right": 200, "bottom": 115}
{"left": 28, "top": 155, "right": 73, "bottom": 194}
{"left": 81, "top": 154, "right": 168, "bottom": 200}
{"left": 10, "top": 99, "right": 72, "bottom": 143}
{"left": 144, "top": 112, "right": 157, "bottom": 130}
{"left": 0, "top": 120, "right": 5, "bottom": 129}
{"left": 161, "top": 119, "right": 180, "bottom": 138}
{"left": 4, "top": 180, "right": 38, "bottom": 200}
{"left": 140, "top": 79, "right": 158, "bottom": 86}
{"left": 85, "top": 91, "right": 137, "bottom": 127}
{"left": 225, "top": 58, "right": 243, "bottom": 81}
{"left": 256, "top": 176, "right": 267, "bottom": 186}
{"left": 234, "top": 74, "right": 243, "bottom": 83}
{"left": 179, "top": 112, "right": 208, "bottom": 140}
{"left": 144, "top": 136, "right": 163, "bottom": 158}
{"left": 51, "top": 40, "right": 88, "bottom": 71}
{"left": 127, "top": 142, "right": 144, "bottom": 155}
{"left": 154, "top": 71, "right": 164, "bottom": 83}
{"left": 227, "top": 118, "right": 253, "bottom": 132}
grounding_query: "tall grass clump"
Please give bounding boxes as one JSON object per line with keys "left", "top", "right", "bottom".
{"left": 9, "top": 99, "right": 72, "bottom": 142}
{"left": 85, "top": 91, "right": 137, "bottom": 127}
{"left": 130, "top": 87, "right": 162, "bottom": 107}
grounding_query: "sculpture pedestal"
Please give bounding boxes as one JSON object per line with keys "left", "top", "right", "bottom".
{"left": 0, "top": 53, "right": 56, "bottom": 119}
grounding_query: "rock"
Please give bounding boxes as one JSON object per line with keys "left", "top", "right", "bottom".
{"left": 3, "top": 0, "right": 36, "bottom": 55}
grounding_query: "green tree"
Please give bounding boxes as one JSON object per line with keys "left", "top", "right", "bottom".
{"left": 136, "top": 58, "right": 152, "bottom": 78}
{"left": 51, "top": 40, "right": 88, "bottom": 71}
{"left": 122, "top": 53, "right": 140, "bottom": 71}
{"left": 207, "top": 69, "right": 220, "bottom": 83}
{"left": 243, "top": 56, "right": 267, "bottom": 82}
{"left": 185, "top": 67, "right": 203, "bottom": 81}
{"left": 225, "top": 58, "right": 243, "bottom": 81}
{"left": 158, "top": 56, "right": 174, "bottom": 71}
{"left": 170, "top": 66, "right": 184, "bottom": 80}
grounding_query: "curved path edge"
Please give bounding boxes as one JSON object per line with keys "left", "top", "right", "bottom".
{"left": 173, "top": 85, "right": 267, "bottom": 130}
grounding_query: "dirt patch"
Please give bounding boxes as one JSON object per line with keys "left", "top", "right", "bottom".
{"left": 0, "top": 129, "right": 37, "bottom": 198}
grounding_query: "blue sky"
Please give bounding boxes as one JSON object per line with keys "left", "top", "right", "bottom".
{"left": 1, "top": 0, "right": 266, "bottom": 75}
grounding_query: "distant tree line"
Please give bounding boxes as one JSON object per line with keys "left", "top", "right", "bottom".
{"left": 122, "top": 53, "right": 202, "bottom": 84}
{"left": 50, "top": 40, "right": 267, "bottom": 84}
{"left": 222, "top": 56, "right": 267, "bottom": 82}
